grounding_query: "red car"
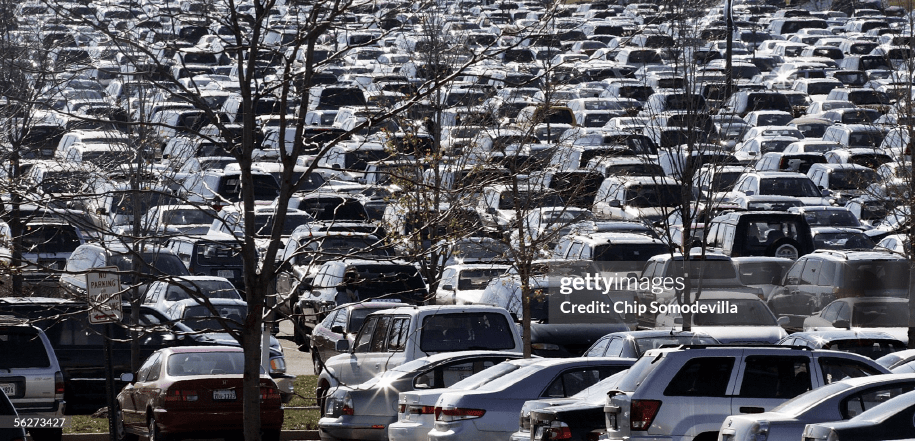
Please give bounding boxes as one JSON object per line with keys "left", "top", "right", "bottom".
{"left": 114, "top": 346, "right": 283, "bottom": 441}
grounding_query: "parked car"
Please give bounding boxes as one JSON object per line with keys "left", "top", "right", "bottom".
{"left": 114, "top": 346, "right": 283, "bottom": 441}
{"left": 732, "top": 256, "right": 794, "bottom": 301}
{"left": 428, "top": 357, "right": 634, "bottom": 441}
{"left": 320, "top": 351, "right": 525, "bottom": 441}
{"left": 0, "top": 321, "right": 66, "bottom": 441}
{"left": 583, "top": 330, "right": 720, "bottom": 358}
{"left": 654, "top": 291, "right": 789, "bottom": 344}
{"left": 801, "top": 388, "right": 915, "bottom": 441}
{"left": 316, "top": 305, "right": 523, "bottom": 414}
{"left": 603, "top": 345, "right": 889, "bottom": 441}
{"left": 778, "top": 330, "right": 905, "bottom": 359}
{"left": 308, "top": 301, "right": 409, "bottom": 373}
{"left": 719, "top": 373, "right": 915, "bottom": 441}
{"left": 435, "top": 264, "right": 509, "bottom": 306}
{"left": 0, "top": 388, "right": 26, "bottom": 441}
{"left": 804, "top": 297, "right": 909, "bottom": 344}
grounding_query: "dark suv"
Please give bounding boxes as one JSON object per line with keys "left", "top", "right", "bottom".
{"left": 706, "top": 211, "right": 815, "bottom": 260}
{"left": 769, "top": 250, "right": 909, "bottom": 320}
{"left": 720, "top": 90, "right": 793, "bottom": 117}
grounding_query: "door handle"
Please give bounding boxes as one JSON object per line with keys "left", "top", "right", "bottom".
{"left": 739, "top": 407, "right": 764, "bottom": 414}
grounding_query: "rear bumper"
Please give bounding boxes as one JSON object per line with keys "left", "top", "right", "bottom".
{"left": 153, "top": 408, "right": 284, "bottom": 434}
{"left": 319, "top": 415, "right": 394, "bottom": 441}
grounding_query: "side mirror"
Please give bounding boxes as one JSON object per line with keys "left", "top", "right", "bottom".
{"left": 335, "top": 339, "right": 351, "bottom": 352}
{"left": 609, "top": 200, "right": 621, "bottom": 208}
{"left": 833, "top": 319, "right": 850, "bottom": 329}
{"left": 330, "top": 325, "right": 344, "bottom": 334}
{"left": 777, "top": 316, "right": 791, "bottom": 327}
{"left": 120, "top": 373, "right": 134, "bottom": 383}
{"left": 441, "top": 284, "right": 454, "bottom": 291}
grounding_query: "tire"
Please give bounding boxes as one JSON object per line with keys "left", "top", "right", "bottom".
{"left": 766, "top": 239, "right": 801, "bottom": 260}
{"left": 115, "top": 404, "right": 138, "bottom": 441}
{"left": 316, "top": 383, "right": 329, "bottom": 417}
{"left": 313, "top": 353, "right": 322, "bottom": 375}
{"left": 292, "top": 313, "right": 304, "bottom": 347}
{"left": 149, "top": 415, "right": 169, "bottom": 441}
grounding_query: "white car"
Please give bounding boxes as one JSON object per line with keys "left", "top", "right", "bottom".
{"left": 654, "top": 291, "right": 788, "bottom": 344}
{"left": 435, "top": 264, "right": 509, "bottom": 305}
{"left": 719, "top": 374, "right": 915, "bottom": 441}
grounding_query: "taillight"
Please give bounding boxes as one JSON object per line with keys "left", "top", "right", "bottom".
{"left": 399, "top": 404, "right": 406, "bottom": 413}
{"left": 433, "top": 406, "right": 485, "bottom": 422}
{"left": 630, "top": 400, "right": 661, "bottom": 431}
{"left": 260, "top": 387, "right": 280, "bottom": 401}
{"left": 269, "top": 357, "right": 286, "bottom": 374}
{"left": 163, "top": 389, "right": 198, "bottom": 402}
{"left": 543, "top": 421, "right": 572, "bottom": 439}
{"left": 54, "top": 371, "right": 64, "bottom": 396}
{"left": 341, "top": 393, "right": 354, "bottom": 416}
{"left": 408, "top": 405, "right": 435, "bottom": 414}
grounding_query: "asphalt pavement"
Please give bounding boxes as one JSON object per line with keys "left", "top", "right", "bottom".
{"left": 276, "top": 319, "right": 315, "bottom": 377}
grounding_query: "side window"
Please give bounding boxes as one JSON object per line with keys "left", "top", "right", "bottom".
{"left": 606, "top": 337, "right": 626, "bottom": 357}
{"left": 370, "top": 316, "right": 392, "bottom": 352}
{"left": 835, "top": 302, "right": 850, "bottom": 323}
{"left": 353, "top": 316, "right": 378, "bottom": 353}
{"left": 817, "top": 262, "right": 836, "bottom": 286}
{"left": 706, "top": 224, "right": 720, "bottom": 248}
{"left": 441, "top": 269, "right": 457, "bottom": 289}
{"left": 567, "top": 242, "right": 584, "bottom": 260}
{"left": 136, "top": 353, "right": 160, "bottom": 382}
{"left": 386, "top": 318, "right": 410, "bottom": 352}
{"left": 722, "top": 225, "right": 736, "bottom": 252}
{"left": 585, "top": 337, "right": 610, "bottom": 357}
{"left": 784, "top": 260, "right": 805, "bottom": 284}
{"left": 800, "top": 259, "right": 821, "bottom": 285}
{"left": 331, "top": 309, "right": 347, "bottom": 329}
{"left": 664, "top": 357, "right": 734, "bottom": 397}
{"left": 819, "top": 357, "right": 883, "bottom": 384}
{"left": 542, "top": 367, "right": 620, "bottom": 398}
{"left": 821, "top": 302, "right": 841, "bottom": 322}
{"left": 322, "top": 310, "right": 340, "bottom": 329}
{"left": 739, "top": 356, "right": 811, "bottom": 399}
{"left": 146, "top": 355, "right": 163, "bottom": 382}
{"left": 842, "top": 383, "right": 915, "bottom": 419}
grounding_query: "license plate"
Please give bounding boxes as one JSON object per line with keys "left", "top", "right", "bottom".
{"left": 0, "top": 384, "right": 14, "bottom": 396}
{"left": 213, "top": 389, "right": 236, "bottom": 400}
{"left": 217, "top": 270, "right": 234, "bottom": 279}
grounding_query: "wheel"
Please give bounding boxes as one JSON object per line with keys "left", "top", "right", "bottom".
{"left": 115, "top": 404, "right": 138, "bottom": 441}
{"left": 149, "top": 415, "right": 169, "bottom": 441}
{"left": 316, "top": 382, "right": 329, "bottom": 417}
{"left": 313, "top": 353, "right": 322, "bottom": 375}
{"left": 767, "top": 239, "right": 800, "bottom": 260}
{"left": 292, "top": 313, "right": 304, "bottom": 347}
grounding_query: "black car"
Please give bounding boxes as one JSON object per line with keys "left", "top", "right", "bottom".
{"left": 0, "top": 389, "right": 26, "bottom": 441}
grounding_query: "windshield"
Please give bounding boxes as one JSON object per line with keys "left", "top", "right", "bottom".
{"left": 498, "top": 192, "right": 564, "bottom": 210}
{"left": 803, "top": 210, "right": 861, "bottom": 227}
{"left": 458, "top": 269, "right": 505, "bottom": 290}
{"left": 166, "top": 351, "right": 245, "bottom": 376}
{"left": 624, "top": 185, "right": 680, "bottom": 207}
{"left": 161, "top": 208, "right": 215, "bottom": 225}
{"left": 760, "top": 178, "right": 821, "bottom": 197}
{"left": 853, "top": 301, "right": 908, "bottom": 327}
{"left": 181, "top": 303, "right": 247, "bottom": 331}
{"left": 814, "top": 232, "right": 874, "bottom": 250}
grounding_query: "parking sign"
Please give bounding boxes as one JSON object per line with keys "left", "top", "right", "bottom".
{"left": 86, "top": 267, "right": 122, "bottom": 324}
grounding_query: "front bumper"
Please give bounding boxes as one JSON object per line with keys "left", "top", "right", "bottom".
{"left": 318, "top": 415, "right": 395, "bottom": 441}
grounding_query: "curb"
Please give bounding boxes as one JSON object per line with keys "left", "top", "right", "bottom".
{"left": 55, "top": 431, "right": 320, "bottom": 441}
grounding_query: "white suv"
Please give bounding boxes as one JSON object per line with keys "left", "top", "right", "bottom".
{"left": 603, "top": 345, "right": 889, "bottom": 441}
{"left": 0, "top": 321, "right": 66, "bottom": 441}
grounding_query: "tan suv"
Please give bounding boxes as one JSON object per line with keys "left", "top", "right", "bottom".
{"left": 0, "top": 320, "right": 65, "bottom": 441}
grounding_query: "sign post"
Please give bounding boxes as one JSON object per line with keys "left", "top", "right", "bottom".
{"left": 86, "top": 267, "right": 121, "bottom": 441}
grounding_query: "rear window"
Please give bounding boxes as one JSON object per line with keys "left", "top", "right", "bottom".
{"left": 616, "top": 352, "right": 664, "bottom": 392}
{"left": 0, "top": 328, "right": 51, "bottom": 368}
{"left": 419, "top": 312, "right": 515, "bottom": 352}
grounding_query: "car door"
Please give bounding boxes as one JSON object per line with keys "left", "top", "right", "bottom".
{"left": 338, "top": 316, "right": 380, "bottom": 384}
{"left": 732, "top": 355, "right": 813, "bottom": 415}
{"left": 122, "top": 352, "right": 159, "bottom": 427}
{"left": 383, "top": 317, "right": 411, "bottom": 372}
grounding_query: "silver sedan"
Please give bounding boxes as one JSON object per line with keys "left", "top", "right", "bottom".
{"left": 718, "top": 373, "right": 915, "bottom": 441}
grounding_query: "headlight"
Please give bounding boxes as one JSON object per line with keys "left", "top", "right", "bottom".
{"left": 270, "top": 356, "right": 286, "bottom": 374}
